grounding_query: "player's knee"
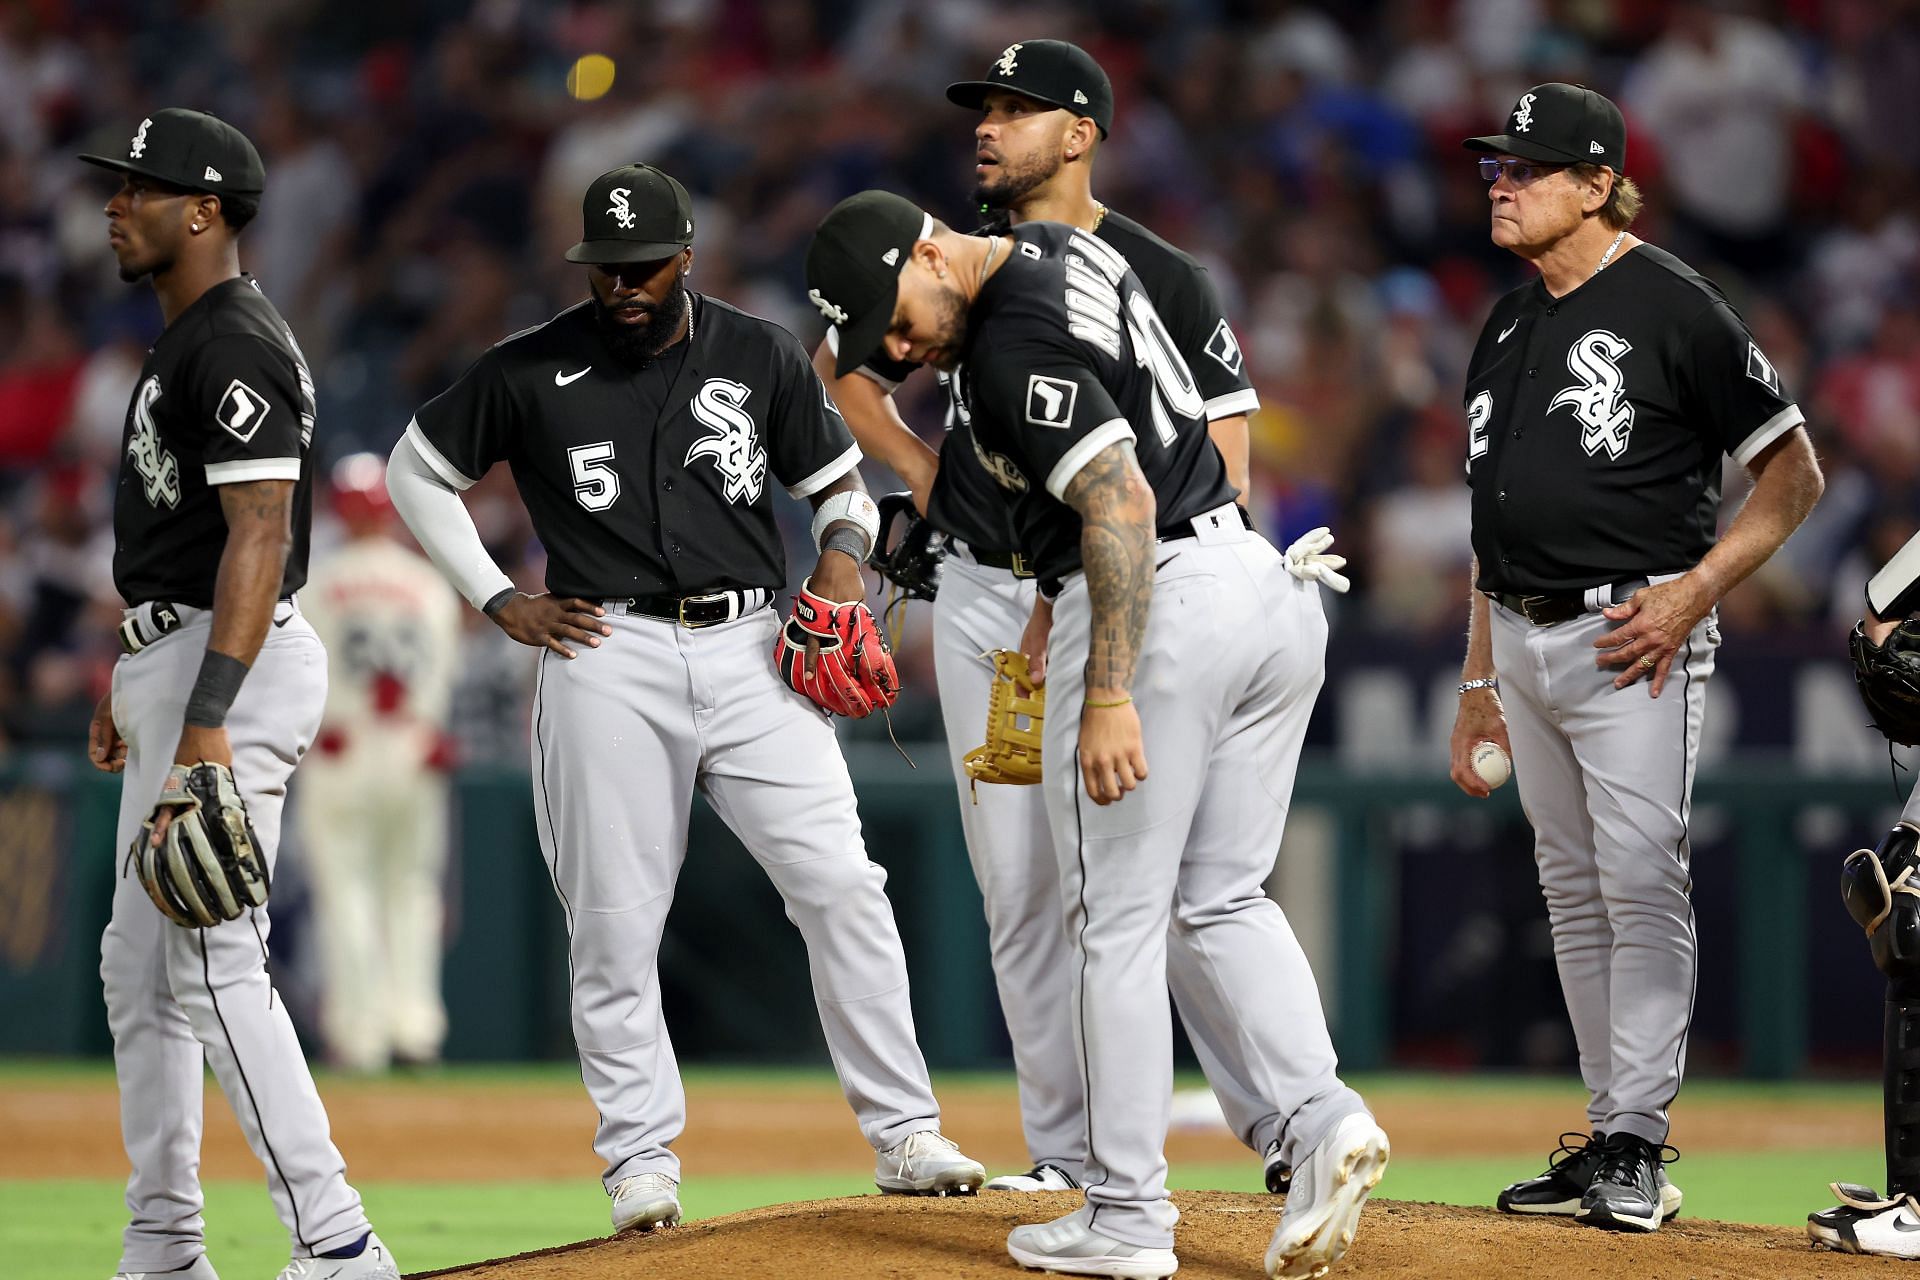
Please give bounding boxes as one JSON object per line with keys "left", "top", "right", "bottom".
{"left": 1844, "top": 822, "right": 1920, "bottom": 979}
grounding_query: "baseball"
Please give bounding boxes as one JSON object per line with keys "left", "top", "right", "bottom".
{"left": 1471, "top": 741, "right": 1511, "bottom": 789}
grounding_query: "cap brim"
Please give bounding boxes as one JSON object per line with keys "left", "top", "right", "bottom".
{"left": 563, "top": 239, "right": 689, "bottom": 265}
{"left": 831, "top": 293, "right": 898, "bottom": 379}
{"left": 1462, "top": 134, "right": 1588, "bottom": 165}
{"left": 946, "top": 79, "right": 1099, "bottom": 129}
{"left": 78, "top": 152, "right": 261, "bottom": 195}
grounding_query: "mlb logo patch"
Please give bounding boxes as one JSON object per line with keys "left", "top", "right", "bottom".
{"left": 1745, "top": 341, "right": 1782, "bottom": 396}
{"left": 216, "top": 379, "right": 272, "bottom": 442}
{"left": 1025, "top": 374, "right": 1078, "bottom": 429}
{"left": 1206, "top": 319, "right": 1244, "bottom": 376}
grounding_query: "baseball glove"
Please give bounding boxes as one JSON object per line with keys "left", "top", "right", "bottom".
{"left": 775, "top": 579, "right": 900, "bottom": 718}
{"left": 1851, "top": 619, "right": 1920, "bottom": 746}
{"left": 963, "top": 650, "right": 1046, "bottom": 792}
{"left": 868, "top": 492, "right": 944, "bottom": 602}
{"left": 130, "top": 761, "right": 270, "bottom": 928}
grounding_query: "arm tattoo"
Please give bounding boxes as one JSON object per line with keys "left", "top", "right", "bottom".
{"left": 1062, "top": 442, "right": 1156, "bottom": 693}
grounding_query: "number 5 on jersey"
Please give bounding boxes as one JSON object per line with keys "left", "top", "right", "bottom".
{"left": 569, "top": 441, "right": 620, "bottom": 511}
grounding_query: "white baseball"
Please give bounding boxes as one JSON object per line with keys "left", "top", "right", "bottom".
{"left": 1471, "top": 741, "right": 1511, "bottom": 789}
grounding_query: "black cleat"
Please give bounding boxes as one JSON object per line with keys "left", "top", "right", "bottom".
{"left": 1497, "top": 1131, "right": 1606, "bottom": 1216}
{"left": 1576, "top": 1133, "right": 1679, "bottom": 1233}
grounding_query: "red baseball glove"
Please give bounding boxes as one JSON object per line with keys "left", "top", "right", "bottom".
{"left": 774, "top": 579, "right": 900, "bottom": 718}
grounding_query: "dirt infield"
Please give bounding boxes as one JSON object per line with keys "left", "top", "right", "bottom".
{"left": 412, "top": 1191, "right": 1906, "bottom": 1280}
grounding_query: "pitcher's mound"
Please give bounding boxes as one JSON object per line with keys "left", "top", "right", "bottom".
{"left": 415, "top": 1190, "right": 1907, "bottom": 1279}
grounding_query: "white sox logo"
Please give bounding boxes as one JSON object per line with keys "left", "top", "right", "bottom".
{"left": 995, "top": 43, "right": 1023, "bottom": 76}
{"left": 808, "top": 288, "right": 847, "bottom": 325}
{"left": 1512, "top": 93, "right": 1537, "bottom": 132}
{"left": 130, "top": 117, "right": 153, "bottom": 158}
{"left": 1549, "top": 329, "right": 1636, "bottom": 460}
{"left": 685, "top": 378, "right": 767, "bottom": 504}
{"left": 128, "top": 376, "right": 181, "bottom": 508}
{"left": 607, "top": 187, "right": 635, "bottom": 230}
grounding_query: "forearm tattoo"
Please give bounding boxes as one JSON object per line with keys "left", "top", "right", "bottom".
{"left": 1063, "top": 442, "right": 1155, "bottom": 693}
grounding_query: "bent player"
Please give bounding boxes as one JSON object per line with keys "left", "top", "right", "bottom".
{"left": 1448, "top": 85, "right": 1823, "bottom": 1232}
{"left": 297, "top": 455, "right": 462, "bottom": 1073}
{"left": 386, "top": 164, "right": 983, "bottom": 1236}
{"left": 1811, "top": 531, "right": 1920, "bottom": 1257}
{"left": 814, "top": 37, "right": 1336, "bottom": 1198}
{"left": 83, "top": 109, "right": 399, "bottom": 1280}
{"left": 808, "top": 190, "right": 1385, "bottom": 1280}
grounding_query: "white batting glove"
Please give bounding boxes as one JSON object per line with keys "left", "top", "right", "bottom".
{"left": 1283, "top": 526, "right": 1350, "bottom": 594}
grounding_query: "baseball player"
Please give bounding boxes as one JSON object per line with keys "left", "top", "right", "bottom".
{"left": 808, "top": 190, "right": 1386, "bottom": 1280}
{"left": 82, "top": 110, "right": 399, "bottom": 1280}
{"left": 1810, "top": 535, "right": 1920, "bottom": 1258}
{"left": 385, "top": 164, "right": 984, "bottom": 1236}
{"left": 296, "top": 454, "right": 462, "bottom": 1073}
{"left": 814, "top": 38, "right": 1320, "bottom": 1198}
{"left": 1449, "top": 84, "right": 1824, "bottom": 1233}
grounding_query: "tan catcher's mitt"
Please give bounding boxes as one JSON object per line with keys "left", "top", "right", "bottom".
{"left": 963, "top": 650, "right": 1046, "bottom": 794}
{"left": 131, "top": 761, "right": 270, "bottom": 928}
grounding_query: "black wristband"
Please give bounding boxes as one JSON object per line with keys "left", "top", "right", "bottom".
{"left": 183, "top": 650, "right": 250, "bottom": 728}
{"left": 822, "top": 527, "right": 869, "bottom": 563}
{"left": 482, "top": 588, "right": 518, "bottom": 617}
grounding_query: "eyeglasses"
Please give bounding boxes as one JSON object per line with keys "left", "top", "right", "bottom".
{"left": 1477, "top": 157, "right": 1567, "bottom": 185}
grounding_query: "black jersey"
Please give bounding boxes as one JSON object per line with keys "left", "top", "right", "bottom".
{"left": 951, "top": 221, "right": 1236, "bottom": 582}
{"left": 1464, "top": 244, "right": 1804, "bottom": 593}
{"left": 843, "top": 208, "right": 1255, "bottom": 554}
{"left": 114, "top": 275, "right": 316, "bottom": 608}
{"left": 410, "top": 294, "right": 858, "bottom": 599}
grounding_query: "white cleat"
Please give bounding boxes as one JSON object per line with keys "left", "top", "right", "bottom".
{"left": 1809, "top": 1183, "right": 1920, "bottom": 1258}
{"left": 113, "top": 1257, "right": 219, "bottom": 1280}
{"left": 987, "top": 1163, "right": 1081, "bottom": 1192}
{"left": 275, "top": 1232, "right": 400, "bottom": 1280}
{"left": 1007, "top": 1212, "right": 1179, "bottom": 1279}
{"left": 611, "top": 1171, "right": 684, "bottom": 1233}
{"left": 875, "top": 1129, "right": 986, "bottom": 1196}
{"left": 1266, "top": 1113, "right": 1390, "bottom": 1279}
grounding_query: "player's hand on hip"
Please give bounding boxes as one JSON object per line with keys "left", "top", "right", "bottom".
{"left": 1595, "top": 576, "right": 1712, "bottom": 697}
{"left": 1078, "top": 696, "right": 1147, "bottom": 805}
{"left": 1021, "top": 594, "right": 1054, "bottom": 685}
{"left": 88, "top": 694, "right": 126, "bottom": 774}
{"left": 492, "top": 593, "right": 609, "bottom": 658}
{"left": 1449, "top": 687, "right": 1510, "bottom": 799}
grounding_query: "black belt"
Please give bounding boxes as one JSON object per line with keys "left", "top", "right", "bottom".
{"left": 611, "top": 589, "right": 768, "bottom": 628}
{"left": 968, "top": 547, "right": 1034, "bottom": 579}
{"left": 1488, "top": 578, "right": 1648, "bottom": 627}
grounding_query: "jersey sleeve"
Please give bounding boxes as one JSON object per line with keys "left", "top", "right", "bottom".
{"left": 1157, "top": 265, "right": 1257, "bottom": 421}
{"left": 1678, "top": 300, "right": 1805, "bottom": 466}
{"left": 768, "top": 331, "right": 861, "bottom": 498}
{"left": 408, "top": 350, "right": 518, "bottom": 490}
{"left": 973, "top": 337, "right": 1134, "bottom": 500}
{"left": 187, "top": 334, "right": 307, "bottom": 485}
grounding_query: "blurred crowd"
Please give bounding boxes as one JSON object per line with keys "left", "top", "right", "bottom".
{"left": 1, "top": 0, "right": 1917, "bottom": 756}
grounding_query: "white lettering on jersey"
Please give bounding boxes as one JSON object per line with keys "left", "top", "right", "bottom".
{"left": 1466, "top": 389, "right": 1492, "bottom": 473}
{"left": 1063, "top": 253, "right": 1122, "bottom": 358}
{"left": 607, "top": 187, "right": 636, "bottom": 229}
{"left": 685, "top": 378, "right": 767, "bottom": 504}
{"left": 216, "top": 379, "right": 272, "bottom": 442}
{"left": 128, "top": 376, "right": 181, "bottom": 508}
{"left": 1206, "top": 319, "right": 1244, "bottom": 375}
{"left": 568, "top": 441, "right": 620, "bottom": 511}
{"left": 1746, "top": 340, "right": 1783, "bottom": 396}
{"left": 1549, "top": 329, "right": 1636, "bottom": 460}
{"left": 1025, "top": 374, "right": 1078, "bottom": 428}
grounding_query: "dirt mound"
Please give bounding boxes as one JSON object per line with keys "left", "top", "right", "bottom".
{"left": 413, "top": 1190, "right": 1905, "bottom": 1279}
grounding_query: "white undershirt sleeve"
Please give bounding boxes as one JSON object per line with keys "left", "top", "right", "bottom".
{"left": 386, "top": 430, "right": 516, "bottom": 612}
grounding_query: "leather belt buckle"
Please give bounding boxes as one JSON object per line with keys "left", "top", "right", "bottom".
{"left": 678, "top": 591, "right": 734, "bottom": 629}
{"left": 1008, "top": 552, "right": 1032, "bottom": 580}
{"left": 1518, "top": 594, "right": 1556, "bottom": 626}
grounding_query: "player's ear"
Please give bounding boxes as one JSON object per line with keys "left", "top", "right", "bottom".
{"left": 190, "top": 193, "right": 219, "bottom": 234}
{"left": 1065, "top": 116, "right": 1098, "bottom": 163}
{"left": 1584, "top": 167, "right": 1613, "bottom": 217}
{"left": 912, "top": 237, "right": 946, "bottom": 280}
{"left": 680, "top": 246, "right": 694, "bottom": 277}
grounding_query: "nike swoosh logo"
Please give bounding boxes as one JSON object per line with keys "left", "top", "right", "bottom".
{"left": 555, "top": 367, "right": 591, "bottom": 386}
{"left": 1891, "top": 1217, "right": 1920, "bottom": 1232}
{"left": 1497, "top": 320, "right": 1520, "bottom": 343}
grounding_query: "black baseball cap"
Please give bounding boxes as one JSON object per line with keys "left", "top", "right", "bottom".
{"left": 564, "top": 164, "right": 695, "bottom": 264}
{"left": 806, "top": 191, "right": 933, "bottom": 377}
{"left": 1464, "top": 83, "right": 1626, "bottom": 172}
{"left": 947, "top": 39, "right": 1114, "bottom": 138}
{"left": 79, "top": 108, "right": 266, "bottom": 198}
